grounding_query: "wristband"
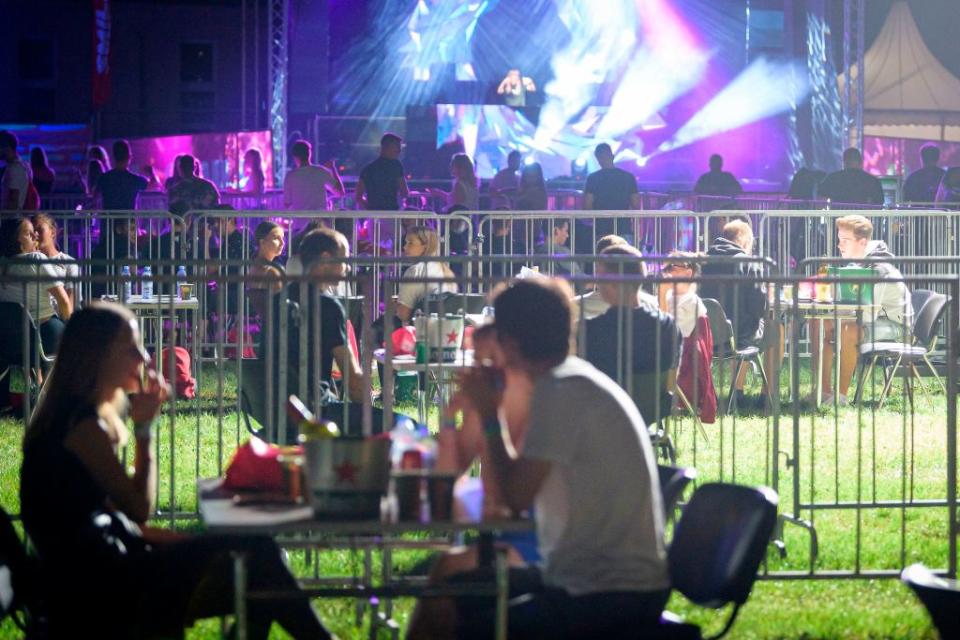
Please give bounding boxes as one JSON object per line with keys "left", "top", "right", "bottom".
{"left": 482, "top": 416, "right": 501, "bottom": 438}
{"left": 133, "top": 420, "right": 154, "bottom": 440}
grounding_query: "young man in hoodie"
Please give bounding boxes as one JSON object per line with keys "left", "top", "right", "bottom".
{"left": 810, "top": 215, "right": 913, "bottom": 405}
{"left": 700, "top": 219, "right": 779, "bottom": 409}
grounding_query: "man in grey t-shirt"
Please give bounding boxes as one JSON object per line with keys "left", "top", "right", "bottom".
{"left": 408, "top": 278, "right": 669, "bottom": 639}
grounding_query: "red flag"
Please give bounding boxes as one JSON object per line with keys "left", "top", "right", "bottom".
{"left": 92, "top": 0, "right": 111, "bottom": 108}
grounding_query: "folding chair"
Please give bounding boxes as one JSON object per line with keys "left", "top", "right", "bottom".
{"left": 655, "top": 482, "right": 778, "bottom": 639}
{"left": 657, "top": 464, "right": 697, "bottom": 523}
{"left": 901, "top": 563, "right": 960, "bottom": 640}
{"left": 701, "top": 298, "right": 769, "bottom": 415}
{"left": 854, "top": 292, "right": 949, "bottom": 408}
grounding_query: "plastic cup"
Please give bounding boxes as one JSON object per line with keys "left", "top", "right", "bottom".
{"left": 393, "top": 471, "right": 426, "bottom": 522}
{"left": 427, "top": 473, "right": 458, "bottom": 522}
{"left": 179, "top": 283, "right": 194, "bottom": 300}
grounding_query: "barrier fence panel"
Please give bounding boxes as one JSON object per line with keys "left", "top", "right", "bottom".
{"left": 1, "top": 253, "right": 957, "bottom": 581}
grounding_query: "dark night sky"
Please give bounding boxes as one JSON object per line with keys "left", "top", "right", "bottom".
{"left": 864, "top": 0, "right": 960, "bottom": 77}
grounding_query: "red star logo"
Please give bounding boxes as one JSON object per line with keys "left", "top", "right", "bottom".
{"left": 446, "top": 330, "right": 459, "bottom": 345}
{"left": 334, "top": 459, "right": 359, "bottom": 484}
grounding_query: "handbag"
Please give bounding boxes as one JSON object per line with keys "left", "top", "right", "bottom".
{"left": 82, "top": 510, "right": 149, "bottom": 567}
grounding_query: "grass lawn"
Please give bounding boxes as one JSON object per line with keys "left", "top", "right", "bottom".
{"left": 0, "top": 360, "right": 946, "bottom": 639}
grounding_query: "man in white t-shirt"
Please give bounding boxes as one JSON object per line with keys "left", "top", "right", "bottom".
{"left": 1, "top": 131, "right": 31, "bottom": 210}
{"left": 408, "top": 278, "right": 670, "bottom": 639}
{"left": 283, "top": 139, "right": 344, "bottom": 212}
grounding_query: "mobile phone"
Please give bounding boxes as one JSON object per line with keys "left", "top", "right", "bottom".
{"left": 286, "top": 394, "right": 315, "bottom": 425}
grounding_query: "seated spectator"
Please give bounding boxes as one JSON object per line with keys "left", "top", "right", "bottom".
{"left": 30, "top": 146, "right": 56, "bottom": 195}
{"left": 408, "top": 278, "right": 670, "bottom": 640}
{"left": 936, "top": 167, "right": 960, "bottom": 204}
{"left": 204, "top": 206, "right": 247, "bottom": 317}
{"left": 19, "top": 303, "right": 331, "bottom": 639}
{"left": 534, "top": 218, "right": 579, "bottom": 277}
{"left": 32, "top": 213, "right": 80, "bottom": 314}
{"left": 693, "top": 154, "right": 743, "bottom": 199}
{"left": 396, "top": 225, "right": 458, "bottom": 323}
{"left": 660, "top": 252, "right": 717, "bottom": 423}
{"left": 818, "top": 148, "right": 884, "bottom": 206}
{"left": 700, "top": 219, "right": 780, "bottom": 408}
{"left": 246, "top": 221, "right": 286, "bottom": 320}
{"left": 0, "top": 216, "right": 72, "bottom": 355}
{"left": 167, "top": 154, "right": 220, "bottom": 213}
{"left": 809, "top": 215, "right": 913, "bottom": 405}
{"left": 902, "top": 144, "right": 944, "bottom": 204}
{"left": 584, "top": 244, "right": 680, "bottom": 421}
{"left": 98, "top": 140, "right": 148, "bottom": 210}
{"left": 482, "top": 217, "right": 518, "bottom": 279}
{"left": 574, "top": 234, "right": 657, "bottom": 320}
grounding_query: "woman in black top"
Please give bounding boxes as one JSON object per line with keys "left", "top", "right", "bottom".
{"left": 20, "top": 302, "right": 330, "bottom": 639}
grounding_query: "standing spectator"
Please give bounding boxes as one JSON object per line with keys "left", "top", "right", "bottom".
{"left": 356, "top": 133, "right": 408, "bottom": 211}
{"left": 516, "top": 161, "right": 547, "bottom": 211}
{"left": 33, "top": 213, "right": 80, "bottom": 313}
{"left": 283, "top": 139, "right": 344, "bottom": 211}
{"left": 97, "top": 140, "right": 148, "bottom": 210}
{"left": 818, "top": 148, "right": 884, "bottom": 206}
{"left": 583, "top": 142, "right": 639, "bottom": 240}
{"left": 693, "top": 154, "right": 743, "bottom": 199}
{"left": 430, "top": 153, "right": 479, "bottom": 211}
{"left": 935, "top": 167, "right": 960, "bottom": 205}
{"left": 490, "top": 149, "right": 523, "bottom": 209}
{"left": 30, "top": 146, "right": 56, "bottom": 195}
{"left": 167, "top": 154, "right": 220, "bottom": 213}
{"left": 1, "top": 130, "right": 32, "bottom": 210}
{"left": 902, "top": 145, "right": 945, "bottom": 204}
{"left": 86, "top": 144, "right": 110, "bottom": 193}
{"left": 164, "top": 154, "right": 189, "bottom": 192}
{"left": 243, "top": 148, "right": 266, "bottom": 195}
{"left": 141, "top": 165, "right": 163, "bottom": 192}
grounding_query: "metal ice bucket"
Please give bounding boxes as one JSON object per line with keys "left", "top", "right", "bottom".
{"left": 303, "top": 437, "right": 392, "bottom": 519}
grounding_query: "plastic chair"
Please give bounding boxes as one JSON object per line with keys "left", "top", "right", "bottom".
{"left": 854, "top": 292, "right": 949, "bottom": 408}
{"left": 901, "top": 563, "right": 960, "bottom": 639}
{"left": 0, "top": 301, "right": 55, "bottom": 405}
{"left": 659, "top": 482, "right": 779, "bottom": 639}
{"left": 657, "top": 465, "right": 697, "bottom": 522}
{"left": 701, "top": 298, "right": 769, "bottom": 415}
{"left": 421, "top": 291, "right": 487, "bottom": 315}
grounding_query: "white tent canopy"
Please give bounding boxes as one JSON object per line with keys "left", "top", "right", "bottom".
{"left": 839, "top": 1, "right": 960, "bottom": 142}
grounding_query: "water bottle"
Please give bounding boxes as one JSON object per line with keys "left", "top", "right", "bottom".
{"left": 176, "top": 265, "right": 188, "bottom": 300}
{"left": 140, "top": 266, "right": 153, "bottom": 300}
{"left": 120, "top": 265, "right": 132, "bottom": 302}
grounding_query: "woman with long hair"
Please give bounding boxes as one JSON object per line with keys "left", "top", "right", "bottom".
{"left": 30, "top": 146, "right": 56, "bottom": 195}
{"left": 0, "top": 216, "right": 72, "bottom": 354}
{"left": 247, "top": 220, "right": 286, "bottom": 318}
{"left": 428, "top": 153, "right": 479, "bottom": 212}
{"left": 32, "top": 213, "right": 79, "bottom": 313}
{"left": 86, "top": 145, "right": 110, "bottom": 193}
{"left": 20, "top": 303, "right": 331, "bottom": 639}
{"left": 244, "top": 148, "right": 266, "bottom": 194}
{"left": 396, "top": 225, "right": 458, "bottom": 322}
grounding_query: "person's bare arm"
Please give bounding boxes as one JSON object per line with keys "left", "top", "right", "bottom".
{"left": 453, "top": 367, "right": 551, "bottom": 513}
{"left": 497, "top": 78, "right": 510, "bottom": 94}
{"left": 325, "top": 161, "right": 345, "bottom": 197}
{"left": 333, "top": 344, "right": 366, "bottom": 403}
{"left": 398, "top": 174, "right": 410, "bottom": 199}
{"left": 583, "top": 192, "right": 594, "bottom": 210}
{"left": 48, "top": 285, "right": 73, "bottom": 321}
{"left": 355, "top": 178, "right": 368, "bottom": 210}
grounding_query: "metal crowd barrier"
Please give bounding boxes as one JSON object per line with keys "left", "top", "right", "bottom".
{"left": 1, "top": 253, "right": 958, "bottom": 582}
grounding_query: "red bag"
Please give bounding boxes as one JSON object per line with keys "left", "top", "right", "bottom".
{"left": 391, "top": 326, "right": 417, "bottom": 356}
{"left": 224, "top": 437, "right": 289, "bottom": 492}
{"left": 160, "top": 346, "right": 197, "bottom": 399}
{"left": 225, "top": 325, "right": 257, "bottom": 359}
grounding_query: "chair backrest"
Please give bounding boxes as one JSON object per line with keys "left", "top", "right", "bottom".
{"left": 657, "top": 465, "right": 697, "bottom": 520}
{"left": 423, "top": 291, "right": 487, "bottom": 315}
{"left": 901, "top": 563, "right": 960, "bottom": 639}
{"left": 668, "top": 482, "right": 778, "bottom": 608}
{"left": 910, "top": 289, "right": 934, "bottom": 321}
{"left": 701, "top": 297, "right": 734, "bottom": 353}
{"left": 911, "top": 292, "right": 948, "bottom": 350}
